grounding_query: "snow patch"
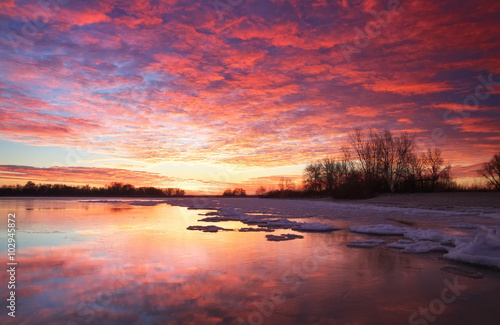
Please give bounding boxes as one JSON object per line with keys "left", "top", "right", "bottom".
{"left": 346, "top": 239, "right": 386, "bottom": 248}
{"left": 266, "top": 234, "right": 304, "bottom": 241}
{"left": 292, "top": 222, "right": 340, "bottom": 232}
{"left": 349, "top": 224, "right": 413, "bottom": 236}
{"left": 444, "top": 227, "right": 500, "bottom": 269}
{"left": 404, "top": 229, "right": 456, "bottom": 245}
{"left": 399, "top": 241, "right": 450, "bottom": 254}
{"left": 187, "top": 225, "right": 233, "bottom": 233}
{"left": 239, "top": 227, "right": 275, "bottom": 232}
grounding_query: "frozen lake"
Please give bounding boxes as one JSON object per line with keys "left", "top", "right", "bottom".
{"left": 0, "top": 197, "right": 499, "bottom": 324}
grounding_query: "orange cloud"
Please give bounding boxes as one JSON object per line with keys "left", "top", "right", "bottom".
{"left": 0, "top": 0, "right": 499, "bottom": 188}
{"left": 346, "top": 106, "right": 380, "bottom": 117}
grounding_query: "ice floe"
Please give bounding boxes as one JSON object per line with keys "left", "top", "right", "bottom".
{"left": 444, "top": 227, "right": 500, "bottom": 269}
{"left": 387, "top": 239, "right": 414, "bottom": 249}
{"left": 353, "top": 225, "right": 456, "bottom": 253}
{"left": 349, "top": 224, "right": 413, "bottom": 236}
{"left": 186, "top": 225, "right": 233, "bottom": 233}
{"left": 292, "top": 222, "right": 340, "bottom": 232}
{"left": 198, "top": 212, "right": 340, "bottom": 233}
{"left": 392, "top": 240, "right": 450, "bottom": 253}
{"left": 352, "top": 223, "right": 500, "bottom": 267}
{"left": 404, "top": 228, "right": 456, "bottom": 245}
{"left": 266, "top": 234, "right": 304, "bottom": 241}
{"left": 346, "top": 239, "right": 386, "bottom": 248}
{"left": 239, "top": 227, "right": 275, "bottom": 232}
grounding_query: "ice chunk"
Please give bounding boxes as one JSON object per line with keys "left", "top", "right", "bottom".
{"left": 199, "top": 211, "right": 219, "bottom": 216}
{"left": 186, "top": 225, "right": 233, "bottom": 233}
{"left": 388, "top": 240, "right": 413, "bottom": 250}
{"left": 266, "top": 218, "right": 301, "bottom": 228}
{"left": 399, "top": 241, "right": 450, "bottom": 253}
{"left": 388, "top": 236, "right": 451, "bottom": 253}
{"left": 292, "top": 222, "right": 340, "bottom": 232}
{"left": 349, "top": 224, "right": 413, "bottom": 236}
{"left": 346, "top": 239, "right": 386, "bottom": 248}
{"left": 444, "top": 227, "right": 500, "bottom": 269}
{"left": 219, "top": 207, "right": 246, "bottom": 216}
{"left": 241, "top": 216, "right": 269, "bottom": 224}
{"left": 266, "top": 233, "right": 304, "bottom": 241}
{"left": 404, "top": 228, "right": 457, "bottom": 245}
{"left": 239, "top": 227, "right": 275, "bottom": 232}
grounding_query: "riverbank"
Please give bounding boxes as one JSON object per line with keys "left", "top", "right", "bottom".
{"left": 346, "top": 192, "right": 500, "bottom": 210}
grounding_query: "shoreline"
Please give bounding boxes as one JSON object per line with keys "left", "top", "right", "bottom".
{"left": 2, "top": 192, "right": 499, "bottom": 208}
{"left": 342, "top": 192, "right": 500, "bottom": 209}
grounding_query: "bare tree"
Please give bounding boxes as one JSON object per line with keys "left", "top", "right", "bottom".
{"left": 304, "top": 161, "right": 323, "bottom": 192}
{"left": 340, "top": 144, "right": 354, "bottom": 183}
{"left": 394, "top": 132, "right": 418, "bottom": 190}
{"left": 285, "top": 178, "right": 296, "bottom": 191}
{"left": 371, "top": 129, "right": 397, "bottom": 191}
{"left": 406, "top": 152, "right": 426, "bottom": 190}
{"left": 424, "top": 148, "right": 451, "bottom": 191}
{"left": 255, "top": 186, "right": 267, "bottom": 196}
{"left": 322, "top": 158, "right": 336, "bottom": 192}
{"left": 279, "top": 177, "right": 296, "bottom": 191}
{"left": 478, "top": 153, "right": 500, "bottom": 191}
{"left": 350, "top": 129, "right": 418, "bottom": 192}
{"left": 348, "top": 128, "right": 378, "bottom": 183}
{"left": 233, "top": 188, "right": 246, "bottom": 196}
{"left": 222, "top": 189, "right": 234, "bottom": 196}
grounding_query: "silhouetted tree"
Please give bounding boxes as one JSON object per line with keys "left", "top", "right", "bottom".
{"left": 222, "top": 188, "right": 247, "bottom": 196}
{"left": 233, "top": 188, "right": 246, "bottom": 196}
{"left": 424, "top": 148, "right": 451, "bottom": 191}
{"left": 478, "top": 153, "right": 500, "bottom": 191}
{"left": 255, "top": 186, "right": 267, "bottom": 197}
{"left": 222, "top": 189, "right": 234, "bottom": 196}
{"left": 304, "top": 161, "right": 323, "bottom": 192}
{"left": 0, "top": 182, "right": 185, "bottom": 197}
{"left": 279, "top": 177, "right": 296, "bottom": 191}
{"left": 322, "top": 158, "right": 336, "bottom": 192}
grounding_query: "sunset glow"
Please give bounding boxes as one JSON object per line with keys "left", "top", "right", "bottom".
{"left": 1, "top": 0, "right": 499, "bottom": 193}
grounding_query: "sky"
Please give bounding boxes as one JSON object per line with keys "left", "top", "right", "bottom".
{"left": 0, "top": 0, "right": 499, "bottom": 194}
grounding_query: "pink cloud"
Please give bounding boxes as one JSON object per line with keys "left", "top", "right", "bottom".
{"left": 0, "top": 0, "right": 499, "bottom": 187}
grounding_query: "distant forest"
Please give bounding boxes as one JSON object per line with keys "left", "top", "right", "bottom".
{"left": 0, "top": 181, "right": 185, "bottom": 197}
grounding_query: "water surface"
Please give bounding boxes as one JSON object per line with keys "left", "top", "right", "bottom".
{"left": 0, "top": 198, "right": 499, "bottom": 324}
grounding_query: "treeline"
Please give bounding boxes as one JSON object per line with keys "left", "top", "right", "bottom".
{"left": 302, "top": 129, "right": 455, "bottom": 198}
{"left": 222, "top": 188, "right": 247, "bottom": 196}
{"left": 0, "top": 181, "right": 185, "bottom": 197}
{"left": 258, "top": 129, "right": 458, "bottom": 199}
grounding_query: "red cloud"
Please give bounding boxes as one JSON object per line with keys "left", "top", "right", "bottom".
{"left": 0, "top": 0, "right": 499, "bottom": 188}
